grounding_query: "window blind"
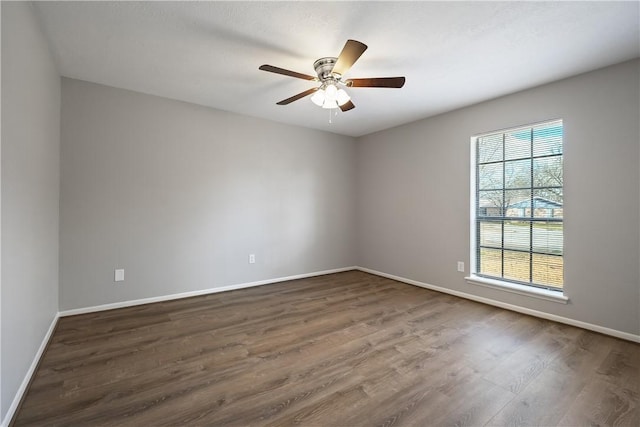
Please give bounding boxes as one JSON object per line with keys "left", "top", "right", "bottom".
{"left": 475, "top": 120, "right": 563, "bottom": 291}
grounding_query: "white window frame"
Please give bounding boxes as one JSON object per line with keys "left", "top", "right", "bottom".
{"left": 466, "top": 120, "right": 568, "bottom": 304}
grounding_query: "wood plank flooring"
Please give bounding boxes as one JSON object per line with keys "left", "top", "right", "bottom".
{"left": 12, "top": 271, "right": 640, "bottom": 426}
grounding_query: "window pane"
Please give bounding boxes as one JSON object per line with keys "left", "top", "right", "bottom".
{"left": 532, "top": 222, "right": 563, "bottom": 255}
{"left": 504, "top": 250, "right": 530, "bottom": 282}
{"left": 480, "top": 221, "right": 502, "bottom": 248}
{"left": 505, "top": 129, "right": 531, "bottom": 160}
{"left": 478, "top": 190, "right": 503, "bottom": 216}
{"left": 504, "top": 221, "right": 530, "bottom": 252}
{"left": 480, "top": 248, "right": 502, "bottom": 277}
{"left": 478, "top": 134, "right": 502, "bottom": 163}
{"left": 533, "top": 254, "right": 563, "bottom": 288}
{"left": 479, "top": 163, "right": 503, "bottom": 190}
{"left": 533, "top": 188, "right": 563, "bottom": 218}
{"left": 505, "top": 159, "right": 531, "bottom": 188}
{"left": 505, "top": 189, "right": 531, "bottom": 217}
{"left": 533, "top": 122, "right": 563, "bottom": 157}
{"left": 533, "top": 156, "right": 562, "bottom": 188}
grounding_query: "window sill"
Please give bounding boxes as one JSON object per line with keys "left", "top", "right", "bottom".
{"left": 465, "top": 275, "right": 568, "bottom": 304}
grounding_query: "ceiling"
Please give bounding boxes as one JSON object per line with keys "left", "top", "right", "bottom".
{"left": 33, "top": 1, "right": 640, "bottom": 137}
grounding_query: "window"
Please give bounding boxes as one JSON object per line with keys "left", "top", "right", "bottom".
{"left": 471, "top": 120, "right": 564, "bottom": 295}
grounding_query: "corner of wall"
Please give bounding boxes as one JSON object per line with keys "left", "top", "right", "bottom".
{"left": 1, "top": 2, "right": 61, "bottom": 424}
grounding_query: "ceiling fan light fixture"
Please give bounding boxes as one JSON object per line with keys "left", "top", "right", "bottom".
{"left": 322, "top": 99, "right": 339, "bottom": 109}
{"left": 324, "top": 83, "right": 338, "bottom": 102}
{"left": 260, "top": 39, "right": 405, "bottom": 113}
{"left": 310, "top": 89, "right": 325, "bottom": 106}
{"left": 336, "top": 88, "right": 350, "bottom": 106}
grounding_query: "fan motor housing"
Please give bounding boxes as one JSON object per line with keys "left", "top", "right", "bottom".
{"left": 313, "top": 57, "right": 340, "bottom": 81}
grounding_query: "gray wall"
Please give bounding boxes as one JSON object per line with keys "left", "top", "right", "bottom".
{"left": 1, "top": 2, "right": 60, "bottom": 420}
{"left": 356, "top": 59, "right": 640, "bottom": 335}
{"left": 60, "top": 78, "right": 356, "bottom": 310}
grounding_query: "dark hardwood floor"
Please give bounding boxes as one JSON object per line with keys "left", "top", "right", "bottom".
{"left": 13, "top": 271, "right": 640, "bottom": 426}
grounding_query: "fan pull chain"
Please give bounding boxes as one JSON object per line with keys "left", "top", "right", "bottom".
{"left": 327, "top": 108, "right": 340, "bottom": 125}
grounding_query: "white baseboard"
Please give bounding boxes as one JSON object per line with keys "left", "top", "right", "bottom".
{"left": 1, "top": 314, "right": 59, "bottom": 427}
{"left": 59, "top": 266, "right": 357, "bottom": 317}
{"left": 356, "top": 266, "right": 640, "bottom": 343}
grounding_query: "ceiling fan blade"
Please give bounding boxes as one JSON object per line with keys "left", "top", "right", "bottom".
{"left": 259, "top": 65, "right": 316, "bottom": 81}
{"left": 331, "top": 40, "right": 368, "bottom": 76}
{"left": 276, "top": 88, "right": 318, "bottom": 105}
{"left": 345, "top": 77, "right": 406, "bottom": 88}
{"left": 339, "top": 100, "right": 355, "bottom": 112}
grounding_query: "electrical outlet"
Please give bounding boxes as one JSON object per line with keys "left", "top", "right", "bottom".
{"left": 457, "top": 262, "right": 465, "bottom": 273}
{"left": 249, "top": 254, "right": 256, "bottom": 264}
{"left": 114, "top": 269, "right": 125, "bottom": 282}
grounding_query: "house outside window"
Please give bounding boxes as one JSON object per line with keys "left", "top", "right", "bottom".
{"left": 470, "top": 120, "right": 564, "bottom": 294}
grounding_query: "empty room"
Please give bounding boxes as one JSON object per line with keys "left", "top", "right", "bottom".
{"left": 2, "top": 1, "right": 639, "bottom": 426}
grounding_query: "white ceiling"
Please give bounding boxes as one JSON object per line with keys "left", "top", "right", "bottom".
{"left": 33, "top": 1, "right": 639, "bottom": 137}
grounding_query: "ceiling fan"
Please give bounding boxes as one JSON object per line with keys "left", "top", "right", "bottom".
{"left": 259, "top": 39, "right": 405, "bottom": 112}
